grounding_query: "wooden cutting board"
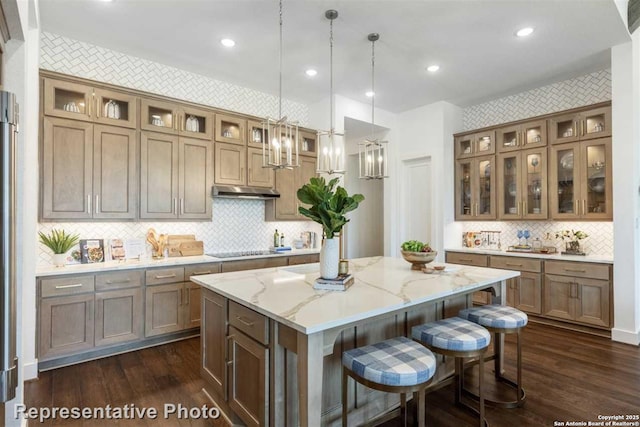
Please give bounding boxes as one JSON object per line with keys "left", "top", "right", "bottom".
{"left": 178, "top": 241, "right": 204, "bottom": 256}
{"left": 167, "top": 235, "right": 196, "bottom": 257}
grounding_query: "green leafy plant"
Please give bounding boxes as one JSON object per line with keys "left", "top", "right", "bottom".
{"left": 555, "top": 230, "right": 588, "bottom": 242}
{"left": 38, "top": 229, "right": 80, "bottom": 254}
{"left": 401, "top": 240, "right": 433, "bottom": 252}
{"left": 297, "top": 177, "right": 365, "bottom": 238}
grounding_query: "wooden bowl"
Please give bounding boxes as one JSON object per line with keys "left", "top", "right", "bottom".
{"left": 401, "top": 250, "right": 438, "bottom": 270}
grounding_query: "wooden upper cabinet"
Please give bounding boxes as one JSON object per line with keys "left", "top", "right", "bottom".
{"left": 141, "top": 98, "right": 179, "bottom": 134}
{"left": 247, "top": 147, "right": 274, "bottom": 188}
{"left": 140, "top": 131, "right": 180, "bottom": 219}
{"left": 247, "top": 119, "right": 267, "bottom": 149}
{"left": 549, "top": 105, "right": 611, "bottom": 144}
{"left": 179, "top": 137, "right": 213, "bottom": 219}
{"left": 455, "top": 130, "right": 495, "bottom": 159}
{"left": 93, "top": 88, "right": 137, "bottom": 128}
{"left": 265, "top": 156, "right": 316, "bottom": 221}
{"left": 497, "top": 147, "right": 547, "bottom": 220}
{"left": 43, "top": 79, "right": 94, "bottom": 121}
{"left": 299, "top": 130, "right": 318, "bottom": 157}
{"left": 177, "top": 105, "right": 213, "bottom": 140}
{"left": 41, "top": 117, "right": 93, "bottom": 220}
{"left": 215, "top": 113, "right": 247, "bottom": 145}
{"left": 454, "top": 155, "right": 495, "bottom": 220}
{"left": 214, "top": 142, "right": 246, "bottom": 186}
{"left": 497, "top": 119, "right": 546, "bottom": 152}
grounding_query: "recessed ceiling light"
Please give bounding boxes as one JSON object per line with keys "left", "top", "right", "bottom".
{"left": 220, "top": 38, "right": 236, "bottom": 48}
{"left": 426, "top": 65, "right": 440, "bottom": 72}
{"left": 365, "top": 91, "right": 375, "bottom": 97}
{"left": 516, "top": 27, "right": 534, "bottom": 37}
{"left": 305, "top": 69, "right": 318, "bottom": 77}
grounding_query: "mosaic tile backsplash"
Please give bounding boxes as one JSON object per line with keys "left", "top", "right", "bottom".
{"left": 40, "top": 32, "right": 309, "bottom": 125}
{"left": 458, "top": 221, "right": 613, "bottom": 256}
{"left": 37, "top": 199, "right": 322, "bottom": 266}
{"left": 462, "top": 70, "right": 611, "bottom": 131}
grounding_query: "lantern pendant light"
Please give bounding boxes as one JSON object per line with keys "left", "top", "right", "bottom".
{"left": 359, "top": 33, "right": 389, "bottom": 180}
{"left": 262, "top": 0, "right": 299, "bottom": 170}
{"left": 316, "top": 10, "right": 345, "bottom": 175}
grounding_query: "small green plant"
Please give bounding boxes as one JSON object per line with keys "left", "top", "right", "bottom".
{"left": 38, "top": 229, "right": 80, "bottom": 254}
{"left": 401, "top": 240, "right": 433, "bottom": 252}
{"left": 297, "top": 177, "right": 364, "bottom": 238}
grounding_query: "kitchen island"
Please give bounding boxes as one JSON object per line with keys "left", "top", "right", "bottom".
{"left": 191, "top": 256, "right": 520, "bottom": 427}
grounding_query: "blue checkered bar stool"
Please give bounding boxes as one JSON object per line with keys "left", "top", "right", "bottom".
{"left": 458, "top": 304, "right": 528, "bottom": 408}
{"left": 342, "top": 336, "right": 437, "bottom": 427}
{"left": 412, "top": 317, "right": 491, "bottom": 427}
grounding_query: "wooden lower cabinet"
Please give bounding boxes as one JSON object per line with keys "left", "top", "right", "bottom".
{"left": 201, "top": 288, "right": 227, "bottom": 400}
{"left": 145, "top": 282, "right": 201, "bottom": 337}
{"left": 95, "top": 288, "right": 143, "bottom": 347}
{"left": 509, "top": 272, "right": 542, "bottom": 315}
{"left": 185, "top": 283, "right": 202, "bottom": 329}
{"left": 40, "top": 294, "right": 95, "bottom": 360}
{"left": 544, "top": 274, "right": 610, "bottom": 328}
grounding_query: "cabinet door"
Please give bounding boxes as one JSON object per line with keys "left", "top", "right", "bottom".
{"left": 549, "top": 112, "right": 580, "bottom": 144}
{"left": 184, "top": 283, "right": 202, "bottom": 329}
{"left": 140, "top": 98, "right": 178, "bottom": 134}
{"left": 267, "top": 167, "right": 297, "bottom": 220}
{"left": 474, "top": 156, "right": 496, "bottom": 219}
{"left": 228, "top": 327, "right": 268, "bottom": 427}
{"left": 93, "top": 88, "right": 137, "bottom": 129}
{"left": 202, "top": 289, "right": 228, "bottom": 400}
{"left": 521, "top": 148, "right": 547, "bottom": 219}
{"left": 549, "top": 142, "right": 581, "bottom": 220}
{"left": 215, "top": 113, "right": 247, "bottom": 145}
{"left": 299, "top": 130, "right": 318, "bottom": 157}
{"left": 140, "top": 131, "right": 179, "bottom": 219}
{"left": 505, "top": 279, "right": 517, "bottom": 308}
{"left": 41, "top": 117, "right": 93, "bottom": 220}
{"left": 40, "top": 294, "right": 95, "bottom": 360}
{"left": 454, "top": 134, "right": 475, "bottom": 159}
{"left": 95, "top": 288, "right": 143, "bottom": 347}
{"left": 179, "top": 137, "right": 213, "bottom": 219}
{"left": 178, "top": 106, "right": 213, "bottom": 140}
{"left": 145, "top": 283, "right": 184, "bottom": 337}
{"left": 296, "top": 157, "right": 318, "bottom": 216}
{"left": 247, "top": 120, "right": 267, "bottom": 148}
{"left": 581, "top": 138, "right": 612, "bottom": 220}
{"left": 214, "top": 142, "right": 246, "bottom": 186}
{"left": 515, "top": 272, "right": 542, "bottom": 315}
{"left": 247, "top": 147, "right": 274, "bottom": 188}
{"left": 543, "top": 274, "right": 575, "bottom": 321}
{"left": 43, "top": 78, "right": 93, "bottom": 121}
{"left": 575, "top": 278, "right": 610, "bottom": 327}
{"left": 473, "top": 290, "right": 492, "bottom": 306}
{"left": 455, "top": 159, "right": 474, "bottom": 220}
{"left": 580, "top": 106, "right": 611, "bottom": 141}
{"left": 497, "top": 152, "right": 521, "bottom": 219}
{"left": 521, "top": 119, "right": 547, "bottom": 148}
{"left": 93, "top": 125, "right": 137, "bottom": 219}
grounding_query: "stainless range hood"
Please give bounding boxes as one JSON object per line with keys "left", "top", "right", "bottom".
{"left": 212, "top": 185, "right": 280, "bottom": 200}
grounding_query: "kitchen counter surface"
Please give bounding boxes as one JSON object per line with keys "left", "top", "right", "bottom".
{"left": 445, "top": 247, "right": 613, "bottom": 264}
{"left": 35, "top": 249, "right": 320, "bottom": 277}
{"left": 191, "top": 256, "right": 520, "bottom": 334}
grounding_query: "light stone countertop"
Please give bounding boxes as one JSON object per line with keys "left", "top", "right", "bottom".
{"left": 35, "top": 249, "right": 321, "bottom": 277}
{"left": 191, "top": 256, "right": 520, "bottom": 334}
{"left": 445, "top": 247, "right": 613, "bottom": 264}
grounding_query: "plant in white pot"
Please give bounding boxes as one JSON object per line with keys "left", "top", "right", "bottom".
{"left": 38, "top": 229, "right": 80, "bottom": 267}
{"left": 297, "top": 177, "right": 364, "bottom": 279}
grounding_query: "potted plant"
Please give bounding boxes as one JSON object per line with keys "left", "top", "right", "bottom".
{"left": 38, "top": 229, "right": 80, "bottom": 267}
{"left": 555, "top": 229, "right": 588, "bottom": 255}
{"left": 297, "top": 177, "right": 364, "bottom": 279}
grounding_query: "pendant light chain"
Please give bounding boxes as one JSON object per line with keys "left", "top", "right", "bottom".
{"left": 329, "top": 16, "right": 334, "bottom": 131}
{"left": 370, "top": 37, "right": 375, "bottom": 138}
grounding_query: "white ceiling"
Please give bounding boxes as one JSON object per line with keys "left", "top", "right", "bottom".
{"left": 39, "top": 0, "right": 630, "bottom": 113}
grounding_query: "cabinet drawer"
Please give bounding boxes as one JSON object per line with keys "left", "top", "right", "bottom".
{"left": 544, "top": 260, "right": 609, "bottom": 281}
{"left": 146, "top": 267, "right": 185, "bottom": 285}
{"left": 221, "top": 257, "right": 288, "bottom": 273}
{"left": 229, "top": 301, "right": 269, "bottom": 345}
{"left": 185, "top": 263, "right": 221, "bottom": 278}
{"left": 288, "top": 254, "right": 320, "bottom": 265}
{"left": 445, "top": 252, "right": 488, "bottom": 267}
{"left": 96, "top": 270, "right": 143, "bottom": 290}
{"left": 41, "top": 275, "right": 95, "bottom": 298}
{"left": 490, "top": 256, "right": 541, "bottom": 273}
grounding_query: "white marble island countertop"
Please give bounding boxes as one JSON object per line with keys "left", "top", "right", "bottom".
{"left": 191, "top": 256, "right": 520, "bottom": 334}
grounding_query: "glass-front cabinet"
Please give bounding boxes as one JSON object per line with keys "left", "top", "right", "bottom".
{"left": 498, "top": 148, "right": 547, "bottom": 220}
{"left": 549, "top": 138, "right": 612, "bottom": 220}
{"left": 455, "top": 155, "right": 495, "bottom": 220}
{"left": 43, "top": 79, "right": 94, "bottom": 121}
{"left": 455, "top": 131, "right": 495, "bottom": 159}
{"left": 93, "top": 88, "right": 137, "bottom": 129}
{"left": 215, "top": 113, "right": 247, "bottom": 145}
{"left": 549, "top": 105, "right": 611, "bottom": 145}
{"left": 141, "top": 98, "right": 178, "bottom": 134}
{"left": 177, "top": 106, "right": 213, "bottom": 140}
{"left": 497, "top": 119, "right": 547, "bottom": 153}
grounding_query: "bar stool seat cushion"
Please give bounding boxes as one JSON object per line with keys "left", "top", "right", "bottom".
{"left": 459, "top": 304, "right": 528, "bottom": 329}
{"left": 342, "top": 336, "right": 436, "bottom": 387}
{"left": 412, "top": 317, "right": 490, "bottom": 352}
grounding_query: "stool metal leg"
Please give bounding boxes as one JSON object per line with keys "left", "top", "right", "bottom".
{"left": 417, "top": 387, "right": 426, "bottom": 427}
{"left": 478, "top": 351, "right": 485, "bottom": 427}
{"left": 400, "top": 393, "right": 407, "bottom": 427}
{"left": 342, "top": 368, "right": 348, "bottom": 427}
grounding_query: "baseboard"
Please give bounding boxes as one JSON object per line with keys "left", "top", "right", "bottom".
{"left": 22, "top": 359, "right": 38, "bottom": 381}
{"left": 611, "top": 327, "right": 640, "bottom": 345}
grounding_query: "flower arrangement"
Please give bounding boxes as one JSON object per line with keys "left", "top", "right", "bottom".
{"left": 555, "top": 230, "right": 588, "bottom": 255}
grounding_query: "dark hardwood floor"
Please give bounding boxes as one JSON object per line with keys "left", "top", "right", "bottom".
{"left": 24, "top": 323, "right": 640, "bottom": 426}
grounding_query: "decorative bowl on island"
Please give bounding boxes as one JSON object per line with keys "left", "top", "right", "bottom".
{"left": 401, "top": 250, "right": 438, "bottom": 270}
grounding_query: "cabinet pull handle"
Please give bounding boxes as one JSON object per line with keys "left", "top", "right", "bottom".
{"left": 235, "top": 315, "right": 255, "bottom": 327}
{"left": 105, "top": 279, "right": 131, "bottom": 284}
{"left": 574, "top": 199, "right": 579, "bottom": 214}
{"left": 506, "top": 263, "right": 523, "bottom": 267}
{"left": 192, "top": 271, "right": 212, "bottom": 275}
{"left": 570, "top": 283, "right": 578, "bottom": 298}
{"left": 475, "top": 203, "right": 479, "bottom": 217}
{"left": 173, "top": 198, "right": 177, "bottom": 215}
{"left": 180, "top": 198, "right": 184, "bottom": 215}
{"left": 87, "top": 194, "right": 92, "bottom": 214}
{"left": 181, "top": 114, "right": 185, "bottom": 132}
{"left": 55, "top": 283, "right": 83, "bottom": 289}
{"left": 95, "top": 195, "right": 100, "bottom": 214}
{"left": 459, "top": 258, "right": 473, "bottom": 262}
{"left": 155, "top": 274, "right": 177, "bottom": 279}
{"left": 516, "top": 201, "right": 520, "bottom": 216}
{"left": 186, "top": 288, "right": 190, "bottom": 305}
{"left": 581, "top": 120, "right": 585, "bottom": 136}
{"left": 178, "top": 288, "right": 183, "bottom": 306}
{"left": 583, "top": 199, "right": 587, "bottom": 216}
{"left": 564, "top": 268, "right": 586, "bottom": 273}
{"left": 523, "top": 201, "right": 527, "bottom": 216}
{"left": 573, "top": 122, "right": 577, "bottom": 138}
{"left": 95, "top": 97, "right": 99, "bottom": 118}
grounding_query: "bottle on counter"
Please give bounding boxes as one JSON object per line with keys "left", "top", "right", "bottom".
{"left": 273, "top": 229, "right": 279, "bottom": 248}
{"left": 280, "top": 232, "right": 285, "bottom": 247}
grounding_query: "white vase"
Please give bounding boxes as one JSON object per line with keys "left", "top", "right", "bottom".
{"left": 320, "top": 238, "right": 340, "bottom": 279}
{"left": 52, "top": 253, "right": 66, "bottom": 267}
